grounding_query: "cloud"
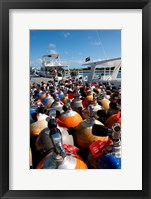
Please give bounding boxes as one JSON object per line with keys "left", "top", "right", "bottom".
{"left": 91, "top": 41, "right": 101, "bottom": 46}
{"left": 63, "top": 32, "right": 70, "bottom": 38}
{"left": 49, "top": 43, "right": 56, "bottom": 48}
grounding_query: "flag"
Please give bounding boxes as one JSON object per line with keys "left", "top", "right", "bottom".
{"left": 85, "top": 57, "right": 90, "bottom": 62}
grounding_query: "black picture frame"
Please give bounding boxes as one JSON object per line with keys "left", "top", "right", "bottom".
{"left": 0, "top": 0, "right": 150, "bottom": 198}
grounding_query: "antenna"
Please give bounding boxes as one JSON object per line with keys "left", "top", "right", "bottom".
{"left": 96, "top": 31, "right": 107, "bottom": 60}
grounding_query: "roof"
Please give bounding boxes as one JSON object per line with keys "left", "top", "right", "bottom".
{"left": 82, "top": 57, "right": 121, "bottom": 68}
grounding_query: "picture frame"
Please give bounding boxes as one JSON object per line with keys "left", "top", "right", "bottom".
{"left": 0, "top": 0, "right": 150, "bottom": 198}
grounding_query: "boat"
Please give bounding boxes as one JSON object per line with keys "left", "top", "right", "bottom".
{"left": 70, "top": 70, "right": 88, "bottom": 81}
{"left": 30, "top": 54, "right": 121, "bottom": 88}
{"left": 38, "top": 53, "right": 71, "bottom": 81}
{"left": 82, "top": 57, "right": 121, "bottom": 87}
{"left": 30, "top": 67, "right": 40, "bottom": 78}
{"left": 35, "top": 52, "right": 88, "bottom": 82}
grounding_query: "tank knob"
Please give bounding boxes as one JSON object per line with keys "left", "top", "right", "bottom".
{"left": 86, "top": 105, "right": 95, "bottom": 123}
{"left": 92, "top": 93, "right": 98, "bottom": 105}
{"left": 54, "top": 94, "right": 60, "bottom": 102}
{"left": 98, "top": 93, "right": 105, "bottom": 100}
{"left": 112, "top": 123, "right": 121, "bottom": 141}
{"left": 74, "top": 89, "right": 80, "bottom": 100}
{"left": 63, "top": 99, "right": 71, "bottom": 112}
{"left": 46, "top": 91, "right": 50, "bottom": 97}
{"left": 48, "top": 109, "right": 57, "bottom": 118}
{"left": 87, "top": 105, "right": 94, "bottom": 117}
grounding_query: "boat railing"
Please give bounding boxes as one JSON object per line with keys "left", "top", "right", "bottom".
{"left": 79, "top": 70, "right": 83, "bottom": 76}
{"left": 101, "top": 68, "right": 121, "bottom": 77}
{"left": 63, "top": 69, "right": 71, "bottom": 78}
{"left": 93, "top": 69, "right": 121, "bottom": 81}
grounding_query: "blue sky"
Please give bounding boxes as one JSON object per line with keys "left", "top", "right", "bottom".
{"left": 30, "top": 30, "right": 121, "bottom": 69}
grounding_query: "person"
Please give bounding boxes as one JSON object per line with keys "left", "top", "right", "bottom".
{"left": 54, "top": 68, "right": 57, "bottom": 77}
{"left": 101, "top": 73, "right": 104, "bottom": 79}
{"left": 62, "top": 68, "right": 65, "bottom": 76}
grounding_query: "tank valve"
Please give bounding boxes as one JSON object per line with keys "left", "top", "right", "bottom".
{"left": 48, "top": 116, "right": 66, "bottom": 159}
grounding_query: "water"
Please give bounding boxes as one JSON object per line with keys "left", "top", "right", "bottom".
{"left": 81, "top": 71, "right": 121, "bottom": 78}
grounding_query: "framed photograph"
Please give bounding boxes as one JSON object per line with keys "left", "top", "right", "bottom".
{"left": 0, "top": 0, "right": 150, "bottom": 198}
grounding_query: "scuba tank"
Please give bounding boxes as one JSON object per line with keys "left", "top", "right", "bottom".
{"left": 30, "top": 105, "right": 48, "bottom": 137}
{"left": 50, "top": 94, "right": 63, "bottom": 113}
{"left": 30, "top": 148, "right": 32, "bottom": 169}
{"left": 61, "top": 93, "right": 69, "bottom": 104}
{"left": 35, "top": 115, "right": 87, "bottom": 169}
{"left": 82, "top": 90, "right": 93, "bottom": 109}
{"left": 60, "top": 87, "right": 69, "bottom": 104}
{"left": 30, "top": 106, "right": 72, "bottom": 139}
{"left": 70, "top": 87, "right": 83, "bottom": 113}
{"left": 97, "top": 109, "right": 108, "bottom": 124}
{"left": 30, "top": 109, "right": 37, "bottom": 123}
{"left": 30, "top": 117, "right": 48, "bottom": 137}
{"left": 31, "top": 99, "right": 43, "bottom": 110}
{"left": 48, "top": 109, "right": 74, "bottom": 145}
{"left": 88, "top": 123, "right": 121, "bottom": 169}
{"left": 105, "top": 111, "right": 121, "bottom": 129}
{"left": 38, "top": 91, "right": 47, "bottom": 101}
{"left": 74, "top": 105, "right": 108, "bottom": 150}
{"left": 36, "top": 151, "right": 88, "bottom": 169}
{"left": 30, "top": 102, "right": 49, "bottom": 136}
{"left": 82, "top": 94, "right": 102, "bottom": 119}
{"left": 97, "top": 91, "right": 110, "bottom": 111}
{"left": 89, "top": 93, "right": 100, "bottom": 107}
{"left": 106, "top": 102, "right": 120, "bottom": 118}
{"left": 41, "top": 92, "right": 54, "bottom": 109}
{"left": 58, "top": 101, "right": 83, "bottom": 128}
{"left": 110, "top": 91, "right": 121, "bottom": 102}
{"left": 58, "top": 89, "right": 65, "bottom": 100}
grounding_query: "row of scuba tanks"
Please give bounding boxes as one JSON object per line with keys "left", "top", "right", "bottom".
{"left": 30, "top": 82, "right": 121, "bottom": 169}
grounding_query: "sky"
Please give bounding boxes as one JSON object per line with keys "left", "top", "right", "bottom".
{"left": 30, "top": 30, "right": 121, "bottom": 69}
